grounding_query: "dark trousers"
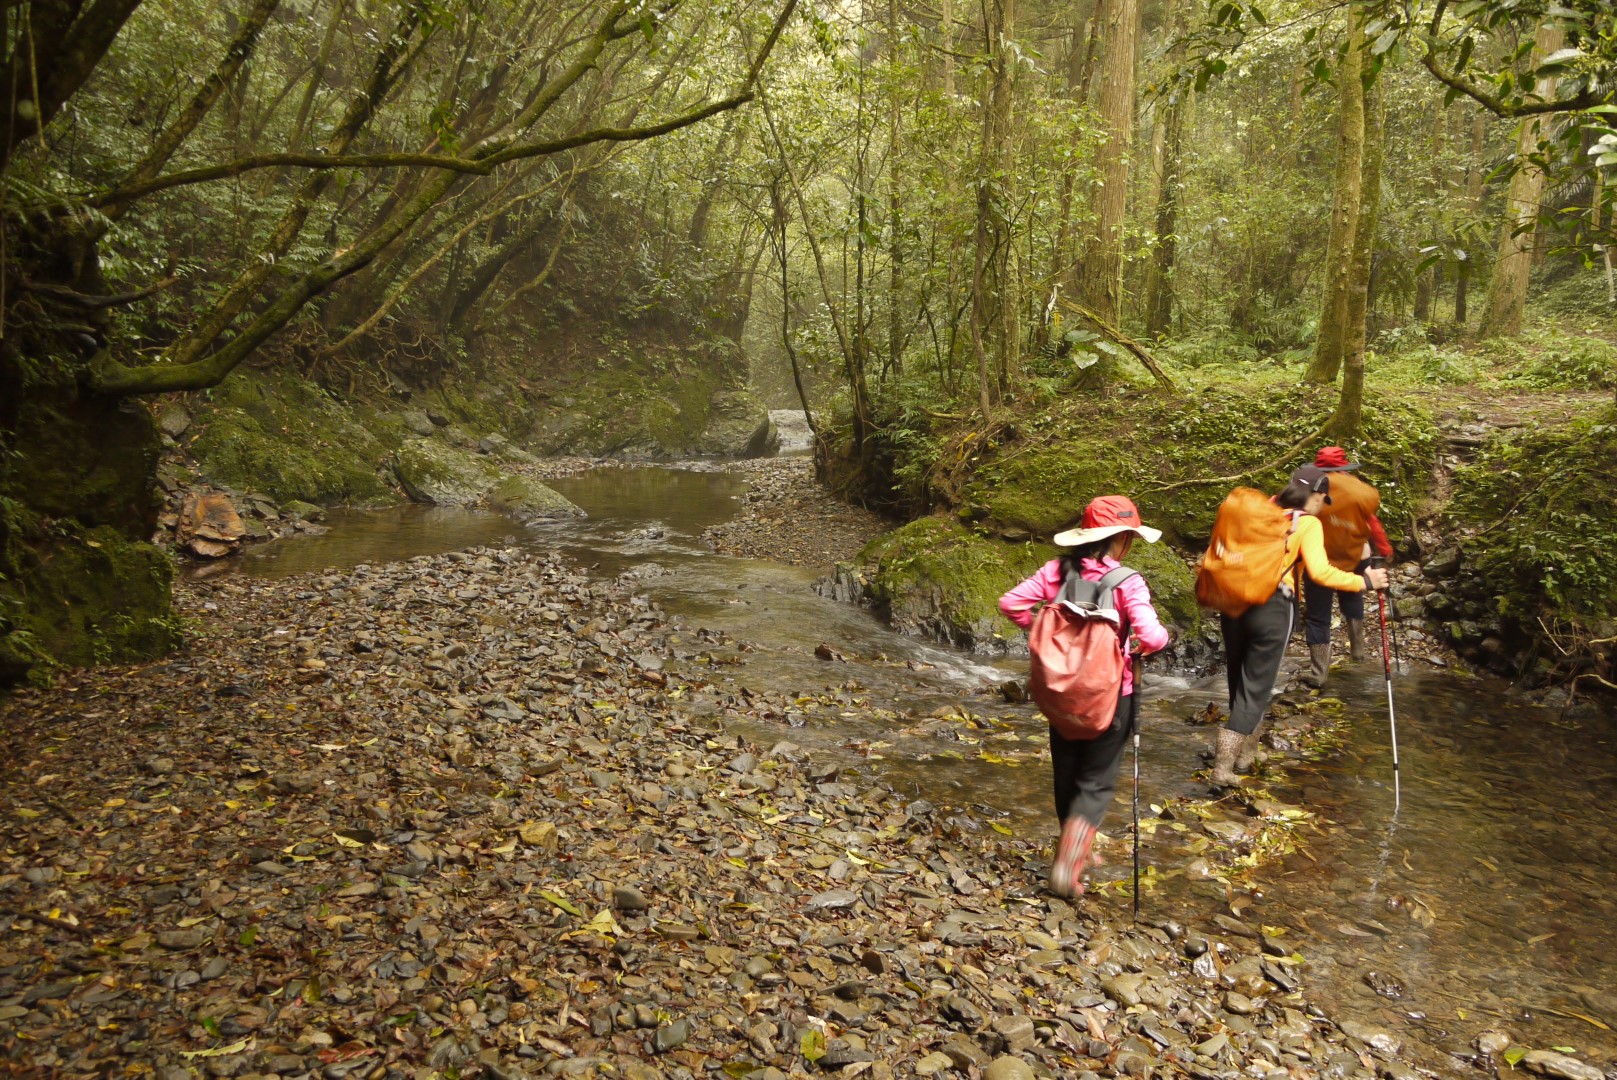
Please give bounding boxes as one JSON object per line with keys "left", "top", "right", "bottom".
{"left": 1220, "top": 589, "right": 1296, "bottom": 735}
{"left": 1051, "top": 693, "right": 1136, "bottom": 830}
{"left": 1303, "top": 559, "right": 1368, "bottom": 645}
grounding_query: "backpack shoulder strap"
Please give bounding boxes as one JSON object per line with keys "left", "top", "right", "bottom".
{"left": 1096, "top": 565, "right": 1138, "bottom": 592}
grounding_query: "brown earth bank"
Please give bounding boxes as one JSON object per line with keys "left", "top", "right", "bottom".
{"left": 1, "top": 546, "right": 1451, "bottom": 1080}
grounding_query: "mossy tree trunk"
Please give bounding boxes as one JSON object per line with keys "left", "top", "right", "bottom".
{"left": 1078, "top": 0, "right": 1140, "bottom": 327}
{"left": 1329, "top": 76, "right": 1384, "bottom": 437}
{"left": 1479, "top": 22, "right": 1564, "bottom": 340}
{"left": 1306, "top": 12, "right": 1365, "bottom": 384}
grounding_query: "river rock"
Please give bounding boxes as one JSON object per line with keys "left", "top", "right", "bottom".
{"left": 1521, "top": 1050, "right": 1604, "bottom": 1080}
{"left": 485, "top": 475, "right": 585, "bottom": 522}
{"left": 1474, "top": 1029, "right": 1511, "bottom": 1055}
{"left": 1337, "top": 1019, "right": 1400, "bottom": 1055}
{"left": 392, "top": 440, "right": 501, "bottom": 505}
{"left": 158, "top": 405, "right": 191, "bottom": 438}
{"left": 692, "top": 389, "right": 778, "bottom": 458}
{"left": 984, "top": 1057, "right": 1035, "bottom": 1080}
{"left": 1422, "top": 548, "right": 1461, "bottom": 579}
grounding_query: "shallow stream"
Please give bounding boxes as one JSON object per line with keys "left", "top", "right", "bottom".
{"left": 220, "top": 464, "right": 1617, "bottom": 1074}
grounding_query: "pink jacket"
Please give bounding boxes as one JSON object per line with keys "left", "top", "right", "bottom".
{"left": 998, "top": 556, "right": 1170, "bottom": 697}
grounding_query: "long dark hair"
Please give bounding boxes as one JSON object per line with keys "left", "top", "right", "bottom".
{"left": 1058, "top": 536, "right": 1120, "bottom": 579}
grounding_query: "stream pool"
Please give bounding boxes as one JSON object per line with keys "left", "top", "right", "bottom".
{"left": 217, "top": 464, "right": 1617, "bottom": 1075}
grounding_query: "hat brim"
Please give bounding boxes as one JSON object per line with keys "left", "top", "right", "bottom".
{"left": 1053, "top": 523, "right": 1162, "bottom": 547}
{"left": 1317, "top": 462, "right": 1361, "bottom": 472}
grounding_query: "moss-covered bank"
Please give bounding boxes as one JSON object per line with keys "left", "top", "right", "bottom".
{"left": 834, "top": 379, "right": 1439, "bottom": 660}
{"left": 1, "top": 385, "right": 180, "bottom": 685}
{"left": 1439, "top": 405, "right": 1617, "bottom": 688}
{"left": 828, "top": 516, "right": 1202, "bottom": 658}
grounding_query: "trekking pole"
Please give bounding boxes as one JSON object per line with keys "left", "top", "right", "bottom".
{"left": 1130, "top": 654, "right": 1143, "bottom": 923}
{"left": 1373, "top": 555, "right": 1402, "bottom": 674}
{"left": 1373, "top": 581, "right": 1402, "bottom": 814}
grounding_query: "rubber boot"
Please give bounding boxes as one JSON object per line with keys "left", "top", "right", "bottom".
{"left": 1302, "top": 643, "right": 1331, "bottom": 689}
{"left": 1210, "top": 727, "right": 1244, "bottom": 788}
{"left": 1346, "top": 619, "right": 1367, "bottom": 663}
{"left": 1049, "top": 816, "right": 1097, "bottom": 898}
{"left": 1235, "top": 719, "right": 1266, "bottom": 773}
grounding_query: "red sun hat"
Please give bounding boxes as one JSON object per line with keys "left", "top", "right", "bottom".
{"left": 1053, "top": 495, "right": 1163, "bottom": 547}
{"left": 1314, "top": 446, "right": 1361, "bottom": 471}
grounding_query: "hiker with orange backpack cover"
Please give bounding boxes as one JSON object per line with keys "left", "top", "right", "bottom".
{"left": 1197, "top": 467, "right": 1389, "bottom": 787}
{"left": 1300, "top": 445, "right": 1394, "bottom": 689}
{"left": 998, "top": 496, "right": 1170, "bottom": 898}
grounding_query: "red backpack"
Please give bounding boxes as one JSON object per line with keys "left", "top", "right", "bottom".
{"left": 1028, "top": 566, "right": 1137, "bottom": 739}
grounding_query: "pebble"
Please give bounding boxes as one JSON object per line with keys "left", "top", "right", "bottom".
{"left": 1521, "top": 1050, "right": 1605, "bottom": 1080}
{"left": 612, "top": 885, "right": 648, "bottom": 912}
{"left": 984, "top": 1057, "right": 1036, "bottom": 1080}
{"left": 651, "top": 1019, "right": 691, "bottom": 1053}
{"left": 1474, "top": 1029, "right": 1511, "bottom": 1055}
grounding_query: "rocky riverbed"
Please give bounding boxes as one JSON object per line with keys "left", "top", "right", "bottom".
{"left": 1, "top": 542, "right": 1495, "bottom": 1080}
{"left": 701, "top": 458, "right": 890, "bottom": 566}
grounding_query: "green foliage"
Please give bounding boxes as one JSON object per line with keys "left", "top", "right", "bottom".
{"left": 1450, "top": 408, "right": 1617, "bottom": 625}
{"left": 1488, "top": 328, "right": 1617, "bottom": 391}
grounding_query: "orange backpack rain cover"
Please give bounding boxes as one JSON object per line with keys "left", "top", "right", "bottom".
{"left": 1195, "top": 487, "right": 1293, "bottom": 617}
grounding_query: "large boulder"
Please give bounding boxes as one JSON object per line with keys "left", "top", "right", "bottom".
{"left": 391, "top": 440, "right": 582, "bottom": 520}
{"left": 391, "top": 440, "right": 500, "bottom": 506}
{"left": 486, "top": 475, "right": 584, "bottom": 522}
{"left": 695, "top": 389, "right": 778, "bottom": 458}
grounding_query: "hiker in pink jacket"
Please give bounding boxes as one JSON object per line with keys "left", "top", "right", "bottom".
{"left": 999, "top": 496, "right": 1170, "bottom": 897}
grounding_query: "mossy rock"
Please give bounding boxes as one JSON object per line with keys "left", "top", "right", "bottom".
{"left": 186, "top": 371, "right": 391, "bottom": 504}
{"left": 853, "top": 517, "right": 1203, "bottom": 656}
{"left": 1, "top": 526, "right": 179, "bottom": 680}
{"left": 693, "top": 389, "right": 779, "bottom": 458}
{"left": 486, "top": 475, "right": 585, "bottom": 522}
{"left": 391, "top": 440, "right": 503, "bottom": 505}
{"left": 857, "top": 518, "right": 1056, "bottom": 654}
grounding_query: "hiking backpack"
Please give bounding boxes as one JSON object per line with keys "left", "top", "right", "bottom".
{"left": 1028, "top": 566, "right": 1138, "bottom": 740}
{"left": 1194, "top": 487, "right": 1296, "bottom": 617}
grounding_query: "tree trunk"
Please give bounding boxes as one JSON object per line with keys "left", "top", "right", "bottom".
{"left": 1305, "top": 12, "right": 1365, "bottom": 384}
{"left": 1479, "top": 23, "right": 1563, "bottom": 340}
{"left": 1077, "top": 0, "right": 1139, "bottom": 325}
{"left": 1329, "top": 77, "right": 1383, "bottom": 436}
{"left": 886, "top": 0, "right": 905, "bottom": 376}
{"left": 1143, "top": 0, "right": 1184, "bottom": 337}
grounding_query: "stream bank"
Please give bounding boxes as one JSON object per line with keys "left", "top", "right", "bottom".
{"left": 0, "top": 547, "right": 1464, "bottom": 1080}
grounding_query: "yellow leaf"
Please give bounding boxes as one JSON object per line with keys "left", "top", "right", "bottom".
{"left": 845, "top": 851, "right": 871, "bottom": 865}
{"left": 354, "top": 737, "right": 378, "bottom": 747}
{"left": 177, "top": 915, "right": 214, "bottom": 928}
{"left": 331, "top": 833, "right": 363, "bottom": 848}
{"left": 223, "top": 800, "right": 242, "bottom": 810}
{"left": 179, "top": 1039, "right": 250, "bottom": 1060}
{"left": 313, "top": 743, "right": 347, "bottom": 751}
{"left": 15, "top": 808, "right": 43, "bottom": 819}
{"left": 727, "top": 857, "right": 748, "bottom": 869}
{"left": 583, "top": 909, "right": 624, "bottom": 936}
{"left": 990, "top": 822, "right": 1014, "bottom": 836}
{"left": 104, "top": 798, "right": 126, "bottom": 808}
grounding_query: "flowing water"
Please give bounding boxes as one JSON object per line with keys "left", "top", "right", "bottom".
{"left": 221, "top": 464, "right": 1617, "bottom": 1074}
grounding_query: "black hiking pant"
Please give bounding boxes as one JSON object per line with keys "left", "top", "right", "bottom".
{"left": 1220, "top": 589, "right": 1296, "bottom": 735}
{"left": 1051, "top": 692, "right": 1136, "bottom": 830}
{"left": 1303, "top": 559, "right": 1368, "bottom": 645}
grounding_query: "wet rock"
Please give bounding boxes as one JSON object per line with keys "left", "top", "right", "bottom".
{"left": 1337, "top": 1019, "right": 1400, "bottom": 1055}
{"left": 391, "top": 441, "right": 500, "bottom": 506}
{"left": 940, "top": 1032, "right": 989, "bottom": 1070}
{"left": 1362, "top": 970, "right": 1403, "bottom": 999}
{"left": 1474, "top": 1030, "right": 1511, "bottom": 1055}
{"left": 914, "top": 1052, "right": 954, "bottom": 1076}
{"left": 817, "top": 1040, "right": 876, "bottom": 1068}
{"left": 486, "top": 474, "right": 585, "bottom": 522}
{"left": 1521, "top": 1051, "right": 1605, "bottom": 1080}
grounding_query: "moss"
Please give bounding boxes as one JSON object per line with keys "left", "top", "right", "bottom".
{"left": 860, "top": 518, "right": 1049, "bottom": 652}
{"left": 859, "top": 516, "right": 1203, "bottom": 652}
{"left": 954, "top": 382, "right": 1440, "bottom": 553}
{"left": 2, "top": 524, "right": 179, "bottom": 676}
{"left": 187, "top": 370, "right": 391, "bottom": 503}
{"left": 1450, "top": 407, "right": 1617, "bottom": 628}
